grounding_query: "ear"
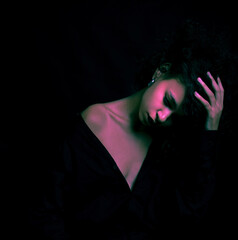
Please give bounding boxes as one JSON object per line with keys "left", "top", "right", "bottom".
{"left": 152, "top": 68, "right": 162, "bottom": 80}
{"left": 159, "top": 63, "right": 172, "bottom": 73}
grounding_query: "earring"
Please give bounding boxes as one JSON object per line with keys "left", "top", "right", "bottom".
{"left": 148, "top": 79, "right": 155, "bottom": 87}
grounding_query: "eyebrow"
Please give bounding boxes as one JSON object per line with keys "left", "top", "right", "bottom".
{"left": 168, "top": 91, "right": 177, "bottom": 110}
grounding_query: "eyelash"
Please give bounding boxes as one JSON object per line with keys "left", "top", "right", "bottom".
{"left": 163, "top": 95, "right": 172, "bottom": 109}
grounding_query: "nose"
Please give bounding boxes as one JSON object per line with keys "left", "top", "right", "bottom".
{"left": 157, "top": 108, "right": 172, "bottom": 122}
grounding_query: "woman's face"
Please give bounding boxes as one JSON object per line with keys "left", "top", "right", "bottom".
{"left": 139, "top": 78, "right": 186, "bottom": 127}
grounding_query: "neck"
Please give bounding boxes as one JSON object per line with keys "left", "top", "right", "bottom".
{"left": 104, "top": 88, "right": 146, "bottom": 129}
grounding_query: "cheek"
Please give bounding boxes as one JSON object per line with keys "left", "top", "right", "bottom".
{"left": 138, "top": 92, "right": 151, "bottom": 122}
{"left": 138, "top": 88, "right": 163, "bottom": 122}
{"left": 139, "top": 89, "right": 153, "bottom": 113}
{"left": 142, "top": 87, "right": 162, "bottom": 108}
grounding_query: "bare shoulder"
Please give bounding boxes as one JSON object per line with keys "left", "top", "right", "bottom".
{"left": 80, "top": 103, "right": 107, "bottom": 132}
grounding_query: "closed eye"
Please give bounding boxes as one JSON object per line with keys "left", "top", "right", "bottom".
{"left": 163, "top": 95, "right": 171, "bottom": 108}
{"left": 163, "top": 92, "right": 177, "bottom": 110}
{"left": 163, "top": 94, "right": 172, "bottom": 109}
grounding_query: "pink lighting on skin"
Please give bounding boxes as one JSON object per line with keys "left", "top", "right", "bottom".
{"left": 139, "top": 78, "right": 185, "bottom": 127}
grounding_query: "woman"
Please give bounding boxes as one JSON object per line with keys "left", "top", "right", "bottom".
{"left": 29, "top": 20, "right": 228, "bottom": 239}
{"left": 81, "top": 67, "right": 223, "bottom": 189}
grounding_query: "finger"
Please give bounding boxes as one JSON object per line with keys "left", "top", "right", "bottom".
{"left": 217, "top": 76, "right": 224, "bottom": 106}
{"left": 194, "top": 91, "right": 211, "bottom": 111}
{"left": 207, "top": 71, "right": 224, "bottom": 106}
{"left": 197, "top": 77, "right": 216, "bottom": 106}
{"left": 207, "top": 71, "right": 219, "bottom": 92}
{"left": 217, "top": 76, "right": 224, "bottom": 94}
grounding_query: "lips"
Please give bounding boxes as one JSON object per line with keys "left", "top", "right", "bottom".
{"left": 146, "top": 113, "right": 155, "bottom": 126}
{"left": 146, "top": 112, "right": 166, "bottom": 128}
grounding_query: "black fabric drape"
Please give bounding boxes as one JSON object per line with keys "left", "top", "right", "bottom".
{"left": 2, "top": 1, "right": 237, "bottom": 238}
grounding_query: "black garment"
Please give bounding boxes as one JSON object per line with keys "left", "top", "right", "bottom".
{"left": 28, "top": 115, "right": 218, "bottom": 239}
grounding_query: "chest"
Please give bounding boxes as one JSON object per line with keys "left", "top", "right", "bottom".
{"left": 96, "top": 120, "right": 152, "bottom": 189}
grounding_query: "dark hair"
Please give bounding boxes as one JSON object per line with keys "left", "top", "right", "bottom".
{"left": 134, "top": 19, "right": 237, "bottom": 130}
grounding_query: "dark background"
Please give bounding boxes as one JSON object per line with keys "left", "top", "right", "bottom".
{"left": 2, "top": 0, "right": 238, "bottom": 237}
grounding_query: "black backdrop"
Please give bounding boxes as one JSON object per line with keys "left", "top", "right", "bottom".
{"left": 2, "top": 0, "right": 238, "bottom": 237}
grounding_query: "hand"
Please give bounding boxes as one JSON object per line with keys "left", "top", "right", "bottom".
{"left": 194, "top": 72, "right": 224, "bottom": 130}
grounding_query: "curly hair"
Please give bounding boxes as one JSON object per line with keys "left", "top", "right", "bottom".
{"left": 134, "top": 19, "right": 237, "bottom": 131}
